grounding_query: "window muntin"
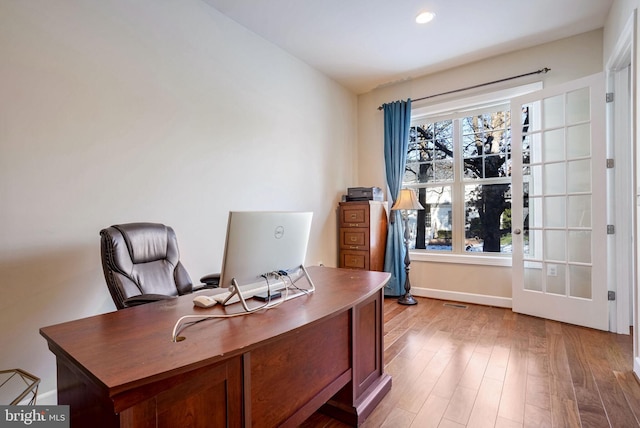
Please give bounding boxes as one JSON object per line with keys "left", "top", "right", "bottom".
{"left": 413, "top": 186, "right": 452, "bottom": 252}
{"left": 464, "top": 183, "right": 512, "bottom": 253}
{"left": 407, "top": 107, "right": 512, "bottom": 255}
{"left": 405, "top": 120, "right": 454, "bottom": 184}
{"left": 462, "top": 111, "right": 511, "bottom": 179}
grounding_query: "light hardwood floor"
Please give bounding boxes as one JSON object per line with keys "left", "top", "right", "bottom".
{"left": 302, "top": 297, "right": 640, "bottom": 427}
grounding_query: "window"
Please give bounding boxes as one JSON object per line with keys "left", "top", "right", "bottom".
{"left": 404, "top": 106, "right": 514, "bottom": 255}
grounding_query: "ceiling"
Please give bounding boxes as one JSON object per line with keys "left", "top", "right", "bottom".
{"left": 202, "top": 0, "right": 613, "bottom": 95}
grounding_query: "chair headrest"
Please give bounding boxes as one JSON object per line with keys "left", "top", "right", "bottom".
{"left": 113, "top": 223, "right": 170, "bottom": 264}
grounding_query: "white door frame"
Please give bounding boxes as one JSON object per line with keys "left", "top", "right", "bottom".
{"left": 605, "top": 9, "right": 636, "bottom": 338}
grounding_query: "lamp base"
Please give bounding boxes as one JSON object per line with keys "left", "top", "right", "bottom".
{"left": 398, "top": 293, "right": 417, "bottom": 305}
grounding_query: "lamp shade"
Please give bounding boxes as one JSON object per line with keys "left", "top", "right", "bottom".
{"left": 391, "top": 189, "right": 424, "bottom": 211}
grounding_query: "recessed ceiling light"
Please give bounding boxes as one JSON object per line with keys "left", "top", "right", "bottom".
{"left": 416, "top": 11, "right": 435, "bottom": 24}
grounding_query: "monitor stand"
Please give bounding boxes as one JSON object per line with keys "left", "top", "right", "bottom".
{"left": 221, "top": 265, "right": 316, "bottom": 313}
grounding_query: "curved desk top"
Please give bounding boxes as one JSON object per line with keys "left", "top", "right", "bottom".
{"left": 40, "top": 266, "right": 390, "bottom": 398}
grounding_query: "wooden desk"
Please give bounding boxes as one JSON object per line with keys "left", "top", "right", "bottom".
{"left": 40, "top": 267, "right": 391, "bottom": 427}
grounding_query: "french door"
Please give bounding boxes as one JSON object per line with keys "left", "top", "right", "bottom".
{"left": 511, "top": 73, "right": 608, "bottom": 330}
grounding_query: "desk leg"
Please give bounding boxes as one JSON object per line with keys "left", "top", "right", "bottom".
{"left": 55, "top": 351, "right": 243, "bottom": 428}
{"left": 322, "top": 289, "right": 391, "bottom": 425}
{"left": 56, "top": 356, "right": 119, "bottom": 428}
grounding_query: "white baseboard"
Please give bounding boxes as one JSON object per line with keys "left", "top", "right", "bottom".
{"left": 410, "top": 286, "right": 512, "bottom": 308}
{"left": 635, "top": 357, "right": 640, "bottom": 379}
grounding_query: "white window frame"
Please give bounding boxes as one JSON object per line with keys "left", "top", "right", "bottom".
{"left": 409, "top": 82, "right": 542, "bottom": 267}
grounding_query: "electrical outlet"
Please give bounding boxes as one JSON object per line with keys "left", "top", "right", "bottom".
{"left": 547, "top": 264, "right": 557, "bottom": 277}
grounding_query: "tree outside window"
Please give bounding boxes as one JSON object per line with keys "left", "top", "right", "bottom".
{"left": 405, "top": 108, "right": 514, "bottom": 254}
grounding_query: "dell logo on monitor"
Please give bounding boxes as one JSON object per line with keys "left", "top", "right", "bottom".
{"left": 274, "top": 226, "right": 285, "bottom": 239}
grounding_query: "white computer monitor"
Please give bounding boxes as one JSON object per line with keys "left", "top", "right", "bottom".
{"left": 218, "top": 211, "right": 313, "bottom": 289}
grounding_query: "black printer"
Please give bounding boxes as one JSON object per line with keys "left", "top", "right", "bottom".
{"left": 346, "top": 187, "right": 383, "bottom": 201}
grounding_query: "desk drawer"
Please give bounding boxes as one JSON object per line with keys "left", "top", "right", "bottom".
{"left": 339, "top": 250, "right": 369, "bottom": 270}
{"left": 340, "top": 228, "right": 369, "bottom": 250}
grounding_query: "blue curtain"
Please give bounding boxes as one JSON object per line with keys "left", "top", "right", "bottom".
{"left": 382, "top": 99, "right": 412, "bottom": 296}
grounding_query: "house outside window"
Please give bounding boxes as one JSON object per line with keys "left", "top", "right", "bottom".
{"left": 404, "top": 105, "right": 514, "bottom": 255}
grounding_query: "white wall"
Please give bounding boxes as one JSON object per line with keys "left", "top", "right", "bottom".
{"left": 604, "top": 0, "right": 638, "bottom": 59}
{"left": 357, "top": 30, "right": 604, "bottom": 305}
{"left": 0, "top": 0, "right": 357, "bottom": 402}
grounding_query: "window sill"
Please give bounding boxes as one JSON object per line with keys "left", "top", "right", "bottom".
{"left": 410, "top": 251, "right": 512, "bottom": 267}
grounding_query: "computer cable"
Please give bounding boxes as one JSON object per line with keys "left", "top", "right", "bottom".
{"left": 171, "top": 294, "right": 283, "bottom": 342}
{"left": 172, "top": 311, "right": 248, "bottom": 342}
{"left": 172, "top": 274, "right": 292, "bottom": 342}
{"left": 278, "top": 269, "right": 311, "bottom": 295}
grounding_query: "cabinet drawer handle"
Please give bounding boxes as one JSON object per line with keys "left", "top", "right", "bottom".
{"left": 350, "top": 214, "right": 357, "bottom": 219}
{"left": 350, "top": 237, "right": 357, "bottom": 242}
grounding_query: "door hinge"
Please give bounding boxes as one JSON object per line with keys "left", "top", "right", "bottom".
{"left": 606, "top": 92, "right": 614, "bottom": 103}
{"left": 608, "top": 290, "right": 616, "bottom": 301}
{"left": 606, "top": 158, "right": 615, "bottom": 168}
{"left": 607, "top": 224, "right": 615, "bottom": 234}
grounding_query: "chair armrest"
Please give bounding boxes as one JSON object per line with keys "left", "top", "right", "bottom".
{"left": 199, "top": 273, "right": 220, "bottom": 289}
{"left": 122, "top": 294, "right": 175, "bottom": 307}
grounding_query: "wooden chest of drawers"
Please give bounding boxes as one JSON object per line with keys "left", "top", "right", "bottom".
{"left": 338, "top": 201, "right": 388, "bottom": 271}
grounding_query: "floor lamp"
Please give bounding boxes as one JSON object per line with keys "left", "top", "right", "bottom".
{"left": 391, "top": 188, "right": 424, "bottom": 305}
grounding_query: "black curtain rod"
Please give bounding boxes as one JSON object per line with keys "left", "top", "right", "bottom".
{"left": 377, "top": 67, "right": 550, "bottom": 110}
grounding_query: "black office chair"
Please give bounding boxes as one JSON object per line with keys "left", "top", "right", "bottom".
{"left": 100, "top": 222, "right": 219, "bottom": 310}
